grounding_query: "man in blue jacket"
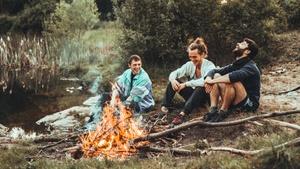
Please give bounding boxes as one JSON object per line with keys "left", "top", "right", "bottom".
{"left": 80, "top": 55, "right": 155, "bottom": 131}
{"left": 203, "top": 38, "right": 260, "bottom": 122}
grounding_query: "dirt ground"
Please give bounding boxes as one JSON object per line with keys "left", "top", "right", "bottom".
{"left": 146, "top": 31, "right": 300, "bottom": 151}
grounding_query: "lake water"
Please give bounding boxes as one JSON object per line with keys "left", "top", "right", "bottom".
{"left": 0, "top": 67, "right": 91, "bottom": 133}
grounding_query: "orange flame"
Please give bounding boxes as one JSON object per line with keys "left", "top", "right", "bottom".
{"left": 79, "top": 97, "right": 148, "bottom": 159}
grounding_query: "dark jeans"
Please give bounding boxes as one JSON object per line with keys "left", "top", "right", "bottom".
{"left": 161, "top": 80, "right": 209, "bottom": 115}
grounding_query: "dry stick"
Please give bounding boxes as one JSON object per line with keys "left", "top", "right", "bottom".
{"left": 138, "top": 137, "right": 300, "bottom": 156}
{"left": 277, "top": 85, "right": 300, "bottom": 94}
{"left": 62, "top": 145, "right": 81, "bottom": 153}
{"left": 137, "top": 145, "right": 197, "bottom": 155}
{"left": 38, "top": 135, "right": 78, "bottom": 149}
{"left": 132, "top": 109, "right": 300, "bottom": 143}
{"left": 34, "top": 134, "right": 78, "bottom": 143}
{"left": 209, "top": 137, "right": 300, "bottom": 156}
{"left": 263, "top": 119, "right": 300, "bottom": 130}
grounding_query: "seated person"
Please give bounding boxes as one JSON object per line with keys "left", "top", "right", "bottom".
{"left": 203, "top": 38, "right": 260, "bottom": 122}
{"left": 151, "top": 37, "right": 215, "bottom": 126}
{"left": 80, "top": 55, "right": 155, "bottom": 131}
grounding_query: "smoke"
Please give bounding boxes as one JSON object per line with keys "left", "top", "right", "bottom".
{"left": 89, "top": 75, "right": 102, "bottom": 95}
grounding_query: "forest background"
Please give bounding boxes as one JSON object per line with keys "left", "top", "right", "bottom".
{"left": 0, "top": 0, "right": 300, "bottom": 168}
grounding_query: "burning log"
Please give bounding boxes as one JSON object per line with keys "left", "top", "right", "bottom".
{"left": 79, "top": 103, "right": 149, "bottom": 159}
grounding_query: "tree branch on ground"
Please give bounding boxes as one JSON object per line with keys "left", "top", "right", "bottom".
{"left": 263, "top": 119, "right": 300, "bottom": 130}
{"left": 132, "top": 110, "right": 300, "bottom": 143}
{"left": 209, "top": 137, "right": 300, "bottom": 156}
{"left": 136, "top": 137, "right": 300, "bottom": 157}
{"left": 277, "top": 85, "right": 300, "bottom": 94}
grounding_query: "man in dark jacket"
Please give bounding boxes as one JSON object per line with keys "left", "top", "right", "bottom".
{"left": 203, "top": 38, "right": 260, "bottom": 122}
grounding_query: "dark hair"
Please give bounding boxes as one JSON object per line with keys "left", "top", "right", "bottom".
{"left": 187, "top": 37, "right": 208, "bottom": 57}
{"left": 244, "top": 38, "right": 258, "bottom": 59}
{"left": 128, "top": 54, "right": 142, "bottom": 64}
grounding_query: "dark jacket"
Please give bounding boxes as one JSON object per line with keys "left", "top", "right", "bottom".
{"left": 206, "top": 57, "right": 261, "bottom": 110}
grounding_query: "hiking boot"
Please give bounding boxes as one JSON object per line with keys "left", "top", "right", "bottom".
{"left": 150, "top": 109, "right": 168, "bottom": 119}
{"left": 203, "top": 107, "right": 218, "bottom": 122}
{"left": 172, "top": 114, "right": 184, "bottom": 125}
{"left": 208, "top": 110, "right": 229, "bottom": 122}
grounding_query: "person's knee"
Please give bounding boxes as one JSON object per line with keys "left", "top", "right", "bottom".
{"left": 232, "top": 82, "right": 244, "bottom": 89}
{"left": 213, "top": 73, "right": 222, "bottom": 78}
{"left": 195, "top": 86, "right": 205, "bottom": 93}
{"left": 225, "top": 83, "right": 234, "bottom": 88}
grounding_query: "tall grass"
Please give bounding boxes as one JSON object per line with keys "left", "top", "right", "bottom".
{"left": 0, "top": 21, "right": 123, "bottom": 93}
{"left": 0, "top": 21, "right": 120, "bottom": 69}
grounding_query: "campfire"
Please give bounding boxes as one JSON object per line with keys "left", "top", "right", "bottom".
{"left": 79, "top": 98, "right": 149, "bottom": 159}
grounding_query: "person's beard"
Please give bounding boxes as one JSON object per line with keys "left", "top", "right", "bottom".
{"left": 233, "top": 48, "right": 246, "bottom": 58}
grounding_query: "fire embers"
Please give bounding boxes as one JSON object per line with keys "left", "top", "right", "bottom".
{"left": 79, "top": 102, "right": 148, "bottom": 159}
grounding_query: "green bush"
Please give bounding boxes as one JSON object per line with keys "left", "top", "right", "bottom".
{"left": 0, "top": 1, "right": 57, "bottom": 34}
{"left": 0, "top": 15, "right": 13, "bottom": 34}
{"left": 43, "top": 0, "right": 100, "bottom": 39}
{"left": 113, "top": 0, "right": 287, "bottom": 68}
{"left": 113, "top": 0, "right": 220, "bottom": 67}
{"left": 278, "top": 0, "right": 300, "bottom": 29}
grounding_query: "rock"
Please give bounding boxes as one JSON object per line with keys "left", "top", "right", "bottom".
{"left": 36, "top": 106, "right": 92, "bottom": 132}
{"left": 0, "top": 124, "right": 9, "bottom": 137}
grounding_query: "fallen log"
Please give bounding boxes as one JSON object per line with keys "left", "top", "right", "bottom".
{"left": 132, "top": 109, "right": 300, "bottom": 143}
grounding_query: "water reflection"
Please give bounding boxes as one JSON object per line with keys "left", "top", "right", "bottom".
{"left": 0, "top": 66, "right": 60, "bottom": 94}
{"left": 0, "top": 66, "right": 87, "bottom": 133}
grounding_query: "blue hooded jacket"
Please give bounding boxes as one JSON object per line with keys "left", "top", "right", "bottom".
{"left": 116, "top": 67, "right": 155, "bottom": 112}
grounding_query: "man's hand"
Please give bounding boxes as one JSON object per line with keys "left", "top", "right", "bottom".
{"left": 204, "top": 77, "right": 214, "bottom": 93}
{"left": 125, "top": 96, "right": 133, "bottom": 110}
{"left": 205, "top": 83, "right": 213, "bottom": 93}
{"left": 177, "top": 83, "right": 186, "bottom": 92}
{"left": 170, "top": 79, "right": 181, "bottom": 91}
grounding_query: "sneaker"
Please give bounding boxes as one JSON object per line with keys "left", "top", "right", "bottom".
{"left": 172, "top": 114, "right": 184, "bottom": 125}
{"left": 203, "top": 107, "right": 218, "bottom": 122}
{"left": 203, "top": 112, "right": 217, "bottom": 122}
{"left": 208, "top": 110, "right": 229, "bottom": 122}
{"left": 150, "top": 109, "right": 168, "bottom": 119}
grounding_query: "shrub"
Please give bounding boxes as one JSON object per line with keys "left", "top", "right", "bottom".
{"left": 113, "top": 0, "right": 288, "bottom": 68}
{"left": 278, "top": 0, "right": 300, "bottom": 29}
